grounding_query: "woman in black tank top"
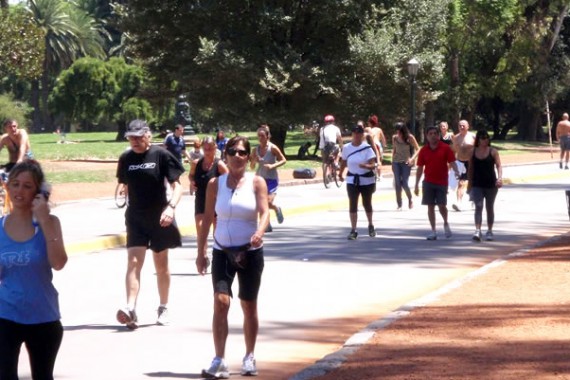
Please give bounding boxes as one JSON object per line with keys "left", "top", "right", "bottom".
{"left": 467, "top": 130, "right": 503, "bottom": 242}
{"left": 189, "top": 137, "right": 228, "bottom": 257}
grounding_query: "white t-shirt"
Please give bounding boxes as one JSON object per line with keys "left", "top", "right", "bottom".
{"left": 341, "top": 142, "right": 376, "bottom": 186}
{"left": 320, "top": 124, "right": 341, "bottom": 149}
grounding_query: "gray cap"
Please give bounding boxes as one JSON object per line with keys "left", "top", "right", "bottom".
{"left": 124, "top": 119, "right": 150, "bottom": 137}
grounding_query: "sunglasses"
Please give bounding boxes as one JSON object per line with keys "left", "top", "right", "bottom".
{"left": 226, "top": 148, "right": 249, "bottom": 157}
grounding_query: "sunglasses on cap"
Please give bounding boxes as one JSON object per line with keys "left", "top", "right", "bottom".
{"left": 226, "top": 147, "right": 249, "bottom": 157}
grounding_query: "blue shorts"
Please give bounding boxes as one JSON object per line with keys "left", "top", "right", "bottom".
{"left": 211, "top": 247, "right": 264, "bottom": 301}
{"left": 265, "top": 178, "right": 279, "bottom": 194}
{"left": 421, "top": 181, "right": 448, "bottom": 206}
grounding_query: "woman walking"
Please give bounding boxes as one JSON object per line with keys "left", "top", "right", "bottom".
{"left": 196, "top": 136, "right": 269, "bottom": 378}
{"left": 467, "top": 130, "right": 503, "bottom": 241}
{"left": 391, "top": 123, "right": 420, "bottom": 210}
{"left": 189, "top": 136, "right": 228, "bottom": 263}
{"left": 250, "top": 124, "right": 286, "bottom": 232}
{"left": 339, "top": 124, "right": 378, "bottom": 240}
{"left": 0, "top": 160, "right": 68, "bottom": 380}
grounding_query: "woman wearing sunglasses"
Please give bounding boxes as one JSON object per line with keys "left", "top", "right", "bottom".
{"left": 467, "top": 130, "right": 503, "bottom": 242}
{"left": 250, "top": 124, "right": 287, "bottom": 232}
{"left": 196, "top": 136, "right": 269, "bottom": 379}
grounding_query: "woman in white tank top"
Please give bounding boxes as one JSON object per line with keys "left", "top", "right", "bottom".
{"left": 196, "top": 136, "right": 270, "bottom": 378}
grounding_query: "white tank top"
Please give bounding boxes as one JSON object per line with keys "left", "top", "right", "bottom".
{"left": 214, "top": 172, "right": 259, "bottom": 248}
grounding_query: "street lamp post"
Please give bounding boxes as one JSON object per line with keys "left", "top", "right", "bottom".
{"left": 407, "top": 58, "right": 419, "bottom": 137}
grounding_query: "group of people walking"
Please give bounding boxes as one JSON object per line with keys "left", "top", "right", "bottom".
{"left": 0, "top": 114, "right": 504, "bottom": 380}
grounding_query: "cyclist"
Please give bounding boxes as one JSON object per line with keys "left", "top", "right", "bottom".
{"left": 319, "top": 115, "right": 343, "bottom": 170}
{"left": 0, "top": 119, "right": 32, "bottom": 172}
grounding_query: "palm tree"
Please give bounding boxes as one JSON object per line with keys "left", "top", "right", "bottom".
{"left": 27, "top": 0, "right": 106, "bottom": 131}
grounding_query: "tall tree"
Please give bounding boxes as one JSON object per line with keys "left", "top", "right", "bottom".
{"left": 27, "top": 0, "right": 106, "bottom": 131}
{"left": 120, "top": 0, "right": 385, "bottom": 149}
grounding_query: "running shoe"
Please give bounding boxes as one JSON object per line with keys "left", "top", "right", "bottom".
{"left": 116, "top": 308, "right": 138, "bottom": 330}
{"left": 265, "top": 223, "right": 273, "bottom": 233}
{"left": 452, "top": 204, "right": 461, "bottom": 212}
{"left": 368, "top": 224, "right": 376, "bottom": 237}
{"left": 347, "top": 230, "right": 358, "bottom": 240}
{"left": 560, "top": 162, "right": 563, "bottom": 169}
{"left": 444, "top": 223, "right": 452, "bottom": 238}
{"left": 472, "top": 231, "right": 482, "bottom": 242}
{"left": 426, "top": 231, "right": 437, "bottom": 241}
{"left": 276, "top": 207, "right": 284, "bottom": 224}
{"left": 156, "top": 306, "right": 169, "bottom": 326}
{"left": 485, "top": 231, "right": 494, "bottom": 241}
{"left": 241, "top": 353, "right": 258, "bottom": 376}
{"left": 202, "top": 357, "right": 230, "bottom": 379}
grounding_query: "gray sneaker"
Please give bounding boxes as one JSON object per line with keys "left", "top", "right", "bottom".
{"left": 444, "top": 223, "right": 452, "bottom": 238}
{"left": 116, "top": 308, "right": 138, "bottom": 330}
{"left": 426, "top": 231, "right": 437, "bottom": 241}
{"left": 276, "top": 207, "right": 284, "bottom": 224}
{"left": 156, "top": 306, "right": 169, "bottom": 326}
{"left": 202, "top": 357, "right": 230, "bottom": 379}
{"left": 485, "top": 231, "right": 494, "bottom": 241}
{"left": 241, "top": 354, "right": 258, "bottom": 376}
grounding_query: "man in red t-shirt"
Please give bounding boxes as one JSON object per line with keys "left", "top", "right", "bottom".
{"left": 414, "top": 126, "right": 460, "bottom": 240}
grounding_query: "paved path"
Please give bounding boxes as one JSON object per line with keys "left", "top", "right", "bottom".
{"left": 16, "top": 162, "right": 570, "bottom": 379}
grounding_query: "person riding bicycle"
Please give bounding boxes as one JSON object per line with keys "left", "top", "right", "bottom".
{"left": 0, "top": 119, "right": 33, "bottom": 173}
{"left": 319, "top": 115, "right": 343, "bottom": 168}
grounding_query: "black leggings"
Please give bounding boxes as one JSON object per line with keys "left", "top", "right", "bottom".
{"left": 473, "top": 187, "right": 498, "bottom": 227}
{"left": 346, "top": 183, "right": 375, "bottom": 213}
{"left": 0, "top": 318, "right": 63, "bottom": 380}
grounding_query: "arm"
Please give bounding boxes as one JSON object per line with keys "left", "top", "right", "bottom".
{"left": 17, "top": 130, "right": 29, "bottom": 162}
{"left": 33, "top": 196, "right": 67, "bottom": 270}
{"left": 249, "top": 148, "right": 258, "bottom": 170}
{"left": 359, "top": 157, "right": 378, "bottom": 171}
{"left": 338, "top": 157, "right": 347, "bottom": 181}
{"left": 379, "top": 130, "right": 387, "bottom": 148}
{"left": 336, "top": 131, "right": 343, "bottom": 149}
{"left": 492, "top": 148, "right": 503, "bottom": 187}
{"left": 252, "top": 175, "right": 269, "bottom": 247}
{"left": 196, "top": 178, "right": 218, "bottom": 274}
{"left": 467, "top": 156, "right": 474, "bottom": 193}
{"left": 408, "top": 136, "right": 421, "bottom": 163}
{"left": 414, "top": 165, "right": 424, "bottom": 196}
{"left": 556, "top": 123, "right": 561, "bottom": 140}
{"left": 269, "top": 145, "right": 287, "bottom": 169}
{"left": 188, "top": 159, "right": 198, "bottom": 191}
{"left": 183, "top": 149, "right": 193, "bottom": 163}
{"left": 160, "top": 179, "right": 182, "bottom": 227}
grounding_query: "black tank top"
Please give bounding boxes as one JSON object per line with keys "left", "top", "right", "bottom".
{"left": 471, "top": 150, "right": 497, "bottom": 188}
{"left": 195, "top": 157, "right": 221, "bottom": 201}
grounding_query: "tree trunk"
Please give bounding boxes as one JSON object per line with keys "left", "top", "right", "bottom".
{"left": 449, "top": 52, "right": 460, "bottom": 133}
{"left": 517, "top": 104, "right": 540, "bottom": 141}
{"left": 0, "top": 0, "right": 8, "bottom": 8}
{"left": 116, "top": 120, "right": 127, "bottom": 141}
{"left": 270, "top": 124, "right": 287, "bottom": 155}
{"left": 30, "top": 80, "right": 42, "bottom": 131}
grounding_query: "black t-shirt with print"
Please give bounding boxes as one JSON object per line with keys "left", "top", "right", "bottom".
{"left": 117, "top": 145, "right": 185, "bottom": 210}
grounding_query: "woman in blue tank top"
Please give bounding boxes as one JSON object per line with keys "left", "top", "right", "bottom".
{"left": 0, "top": 160, "right": 68, "bottom": 380}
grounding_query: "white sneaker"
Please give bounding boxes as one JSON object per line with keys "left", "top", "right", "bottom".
{"left": 472, "top": 230, "right": 482, "bottom": 242}
{"left": 444, "top": 223, "right": 452, "bottom": 238}
{"left": 202, "top": 357, "right": 230, "bottom": 379}
{"left": 241, "top": 353, "right": 258, "bottom": 376}
{"left": 426, "top": 231, "right": 437, "bottom": 241}
{"left": 156, "top": 306, "right": 169, "bottom": 326}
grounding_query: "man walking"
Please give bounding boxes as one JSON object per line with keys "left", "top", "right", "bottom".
{"left": 556, "top": 113, "right": 570, "bottom": 169}
{"left": 414, "top": 126, "right": 460, "bottom": 240}
{"left": 115, "top": 120, "right": 185, "bottom": 329}
{"left": 451, "top": 120, "right": 475, "bottom": 211}
{"left": 164, "top": 124, "right": 192, "bottom": 163}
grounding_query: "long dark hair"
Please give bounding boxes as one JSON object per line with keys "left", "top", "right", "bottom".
{"left": 474, "top": 130, "right": 491, "bottom": 147}
{"left": 395, "top": 122, "right": 410, "bottom": 144}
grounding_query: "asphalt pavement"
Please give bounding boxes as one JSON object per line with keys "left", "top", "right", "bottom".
{"left": 16, "top": 162, "right": 570, "bottom": 380}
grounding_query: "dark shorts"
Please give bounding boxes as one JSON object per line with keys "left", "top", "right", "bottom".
{"left": 265, "top": 178, "right": 279, "bottom": 194}
{"left": 322, "top": 143, "right": 339, "bottom": 163}
{"left": 125, "top": 208, "right": 181, "bottom": 252}
{"left": 211, "top": 247, "right": 264, "bottom": 301}
{"left": 194, "top": 193, "right": 206, "bottom": 215}
{"left": 560, "top": 135, "right": 570, "bottom": 151}
{"left": 458, "top": 160, "right": 469, "bottom": 181}
{"left": 421, "top": 181, "right": 448, "bottom": 206}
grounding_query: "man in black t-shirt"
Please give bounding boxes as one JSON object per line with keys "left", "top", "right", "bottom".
{"left": 115, "top": 119, "right": 185, "bottom": 330}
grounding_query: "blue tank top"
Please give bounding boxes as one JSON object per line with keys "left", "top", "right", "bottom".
{"left": 0, "top": 217, "right": 60, "bottom": 324}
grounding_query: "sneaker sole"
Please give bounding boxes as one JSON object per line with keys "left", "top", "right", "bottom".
{"left": 472, "top": 236, "right": 481, "bottom": 242}
{"left": 201, "top": 370, "right": 230, "bottom": 379}
{"left": 116, "top": 310, "right": 138, "bottom": 330}
{"left": 241, "top": 370, "right": 258, "bottom": 376}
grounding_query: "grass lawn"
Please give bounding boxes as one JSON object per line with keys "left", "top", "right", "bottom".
{"left": 1, "top": 130, "right": 553, "bottom": 184}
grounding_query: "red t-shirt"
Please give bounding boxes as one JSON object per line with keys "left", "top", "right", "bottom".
{"left": 417, "top": 141, "right": 456, "bottom": 186}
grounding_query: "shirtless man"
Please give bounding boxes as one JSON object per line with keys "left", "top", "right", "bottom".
{"left": 0, "top": 119, "right": 32, "bottom": 172}
{"left": 365, "top": 115, "right": 387, "bottom": 176}
{"left": 556, "top": 113, "right": 570, "bottom": 169}
{"left": 451, "top": 119, "right": 475, "bottom": 211}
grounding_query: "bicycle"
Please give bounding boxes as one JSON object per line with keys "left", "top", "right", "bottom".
{"left": 114, "top": 183, "right": 127, "bottom": 208}
{"left": 322, "top": 151, "right": 342, "bottom": 189}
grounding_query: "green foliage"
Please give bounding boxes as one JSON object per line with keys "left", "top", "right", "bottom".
{"left": 50, "top": 57, "right": 147, "bottom": 127}
{"left": 0, "top": 93, "right": 33, "bottom": 128}
{"left": 0, "top": 7, "right": 44, "bottom": 80}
